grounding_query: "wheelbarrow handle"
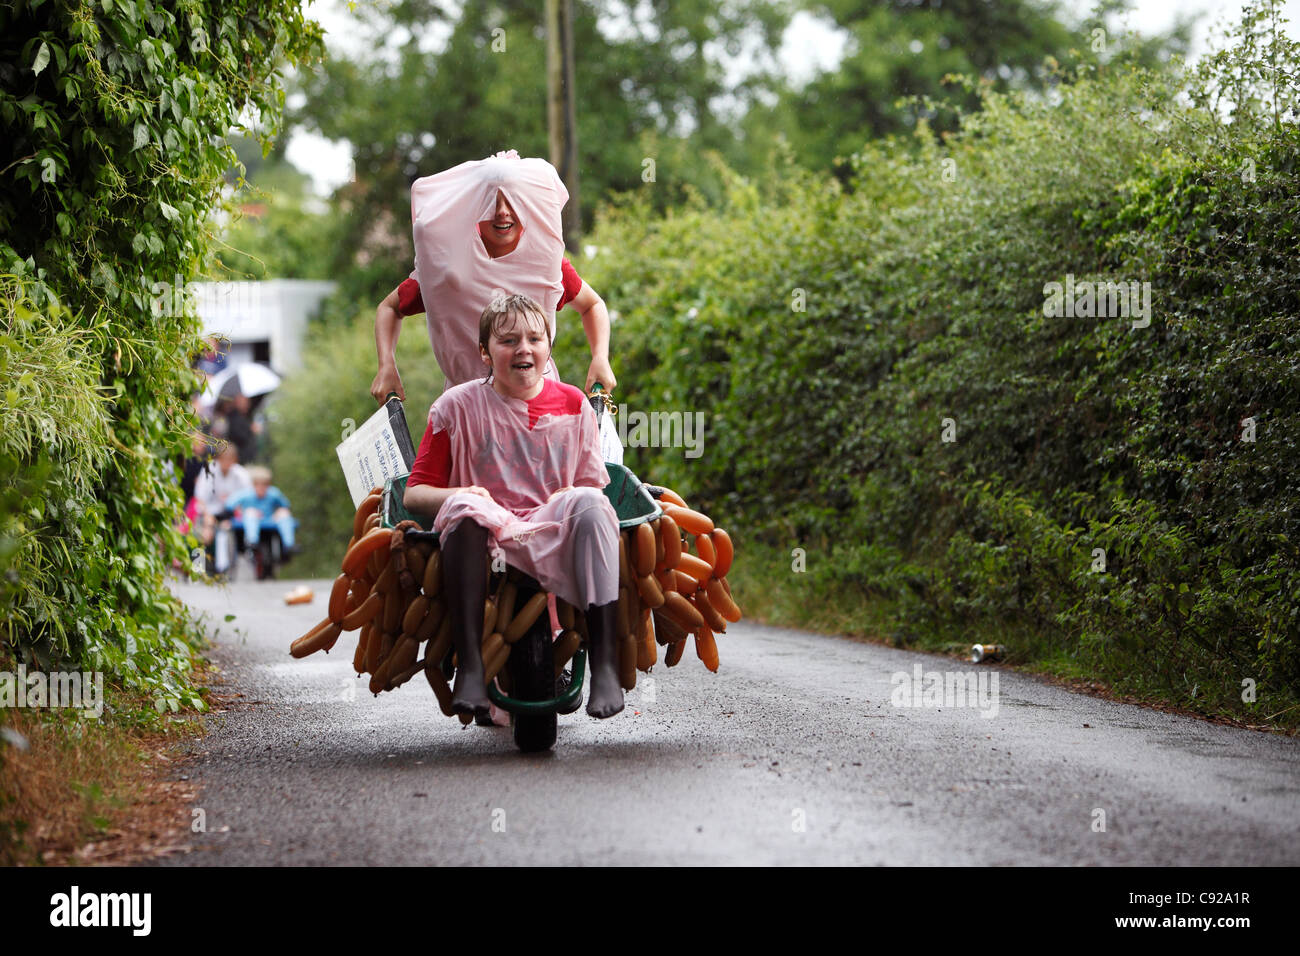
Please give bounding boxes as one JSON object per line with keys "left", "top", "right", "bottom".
{"left": 588, "top": 382, "right": 614, "bottom": 416}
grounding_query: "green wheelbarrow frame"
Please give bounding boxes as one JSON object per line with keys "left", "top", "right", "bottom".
{"left": 380, "top": 463, "right": 662, "bottom": 715}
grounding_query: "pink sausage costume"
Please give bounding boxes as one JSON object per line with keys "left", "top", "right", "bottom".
{"left": 409, "top": 150, "right": 568, "bottom": 389}
{"left": 429, "top": 380, "right": 620, "bottom": 613}
{"left": 404, "top": 162, "right": 626, "bottom": 720}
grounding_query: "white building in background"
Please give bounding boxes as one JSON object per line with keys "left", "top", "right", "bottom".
{"left": 195, "top": 279, "right": 336, "bottom": 375}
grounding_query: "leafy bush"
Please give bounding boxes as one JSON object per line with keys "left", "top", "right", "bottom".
{"left": 0, "top": 0, "right": 321, "bottom": 707}
{"left": 564, "top": 1, "right": 1300, "bottom": 721}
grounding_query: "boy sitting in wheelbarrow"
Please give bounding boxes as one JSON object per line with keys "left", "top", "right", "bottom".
{"left": 402, "top": 294, "right": 625, "bottom": 720}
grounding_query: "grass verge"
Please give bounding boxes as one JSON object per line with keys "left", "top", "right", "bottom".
{"left": 0, "top": 653, "right": 210, "bottom": 866}
{"left": 726, "top": 541, "right": 1300, "bottom": 735}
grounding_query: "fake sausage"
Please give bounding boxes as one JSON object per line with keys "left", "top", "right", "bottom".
{"left": 691, "top": 587, "right": 727, "bottom": 633}
{"left": 707, "top": 576, "right": 742, "bottom": 623}
{"left": 671, "top": 569, "right": 698, "bottom": 596}
{"left": 371, "top": 635, "right": 418, "bottom": 694}
{"left": 694, "top": 626, "right": 719, "bottom": 672}
{"left": 494, "top": 580, "right": 518, "bottom": 639}
{"left": 553, "top": 629, "right": 581, "bottom": 677}
{"left": 382, "top": 588, "right": 404, "bottom": 633}
{"left": 290, "top": 618, "right": 341, "bottom": 658}
{"left": 634, "top": 523, "right": 656, "bottom": 577}
{"left": 343, "top": 528, "right": 391, "bottom": 577}
{"left": 619, "top": 533, "right": 635, "bottom": 587}
{"left": 658, "top": 487, "right": 687, "bottom": 508}
{"left": 504, "top": 591, "right": 548, "bottom": 644}
{"left": 483, "top": 633, "right": 510, "bottom": 684}
{"left": 414, "top": 597, "right": 445, "bottom": 643}
{"left": 636, "top": 608, "right": 657, "bottom": 671}
{"left": 328, "top": 573, "right": 351, "bottom": 625}
{"left": 556, "top": 597, "right": 576, "bottom": 631}
{"left": 353, "top": 623, "right": 371, "bottom": 674}
{"left": 404, "top": 547, "right": 426, "bottom": 591}
{"left": 352, "top": 493, "right": 382, "bottom": 539}
{"left": 374, "top": 559, "right": 398, "bottom": 595}
{"left": 402, "top": 594, "right": 429, "bottom": 638}
{"left": 422, "top": 549, "right": 442, "bottom": 597}
{"left": 341, "top": 591, "right": 382, "bottom": 631}
{"left": 665, "top": 638, "right": 687, "bottom": 667}
{"left": 662, "top": 504, "right": 713, "bottom": 536}
{"left": 364, "top": 623, "right": 384, "bottom": 673}
{"left": 675, "top": 552, "right": 713, "bottom": 584}
{"left": 652, "top": 608, "right": 688, "bottom": 646}
{"left": 694, "top": 533, "right": 716, "bottom": 570}
{"left": 711, "top": 529, "right": 734, "bottom": 578}
{"left": 661, "top": 590, "right": 705, "bottom": 631}
{"left": 618, "top": 588, "right": 636, "bottom": 689}
{"left": 636, "top": 572, "right": 665, "bottom": 609}
{"left": 425, "top": 613, "right": 453, "bottom": 672}
{"left": 659, "top": 514, "right": 681, "bottom": 570}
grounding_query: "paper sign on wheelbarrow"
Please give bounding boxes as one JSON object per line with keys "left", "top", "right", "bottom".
{"left": 336, "top": 396, "right": 417, "bottom": 507}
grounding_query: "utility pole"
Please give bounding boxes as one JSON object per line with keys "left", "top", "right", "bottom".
{"left": 546, "top": 0, "right": 580, "bottom": 251}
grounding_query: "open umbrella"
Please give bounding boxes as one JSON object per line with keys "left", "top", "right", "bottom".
{"left": 203, "top": 362, "right": 281, "bottom": 404}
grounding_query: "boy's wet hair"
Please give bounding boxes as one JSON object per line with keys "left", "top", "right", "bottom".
{"left": 478, "top": 293, "right": 551, "bottom": 352}
{"left": 248, "top": 465, "right": 272, "bottom": 484}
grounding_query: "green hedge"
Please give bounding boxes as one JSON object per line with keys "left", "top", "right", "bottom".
{"left": 0, "top": 0, "right": 321, "bottom": 710}
{"left": 559, "top": 4, "right": 1300, "bottom": 722}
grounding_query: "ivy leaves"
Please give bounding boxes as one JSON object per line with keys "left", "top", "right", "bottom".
{"left": 1, "top": 1, "right": 323, "bottom": 710}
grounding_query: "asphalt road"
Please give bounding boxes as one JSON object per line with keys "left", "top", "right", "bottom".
{"left": 161, "top": 575, "right": 1300, "bottom": 866}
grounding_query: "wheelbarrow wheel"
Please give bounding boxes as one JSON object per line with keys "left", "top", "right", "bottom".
{"left": 508, "top": 607, "right": 556, "bottom": 753}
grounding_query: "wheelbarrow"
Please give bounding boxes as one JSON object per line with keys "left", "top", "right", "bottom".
{"left": 378, "top": 462, "right": 662, "bottom": 753}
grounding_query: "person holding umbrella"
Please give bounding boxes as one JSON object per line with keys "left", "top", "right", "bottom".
{"left": 206, "top": 362, "right": 281, "bottom": 464}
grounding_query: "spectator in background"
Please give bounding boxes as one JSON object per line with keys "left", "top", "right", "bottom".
{"left": 194, "top": 335, "right": 228, "bottom": 377}
{"left": 180, "top": 429, "right": 213, "bottom": 505}
{"left": 195, "top": 443, "right": 252, "bottom": 554}
{"left": 178, "top": 430, "right": 214, "bottom": 539}
{"left": 214, "top": 392, "right": 260, "bottom": 465}
{"left": 227, "top": 465, "right": 297, "bottom": 559}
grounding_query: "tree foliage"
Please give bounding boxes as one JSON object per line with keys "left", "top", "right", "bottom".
{"left": 0, "top": 0, "right": 322, "bottom": 708}
{"left": 563, "top": 0, "right": 1300, "bottom": 720}
{"left": 746, "top": 0, "right": 1194, "bottom": 174}
{"left": 284, "top": 0, "right": 792, "bottom": 314}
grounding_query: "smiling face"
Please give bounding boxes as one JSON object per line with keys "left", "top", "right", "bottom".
{"left": 476, "top": 189, "right": 523, "bottom": 258}
{"left": 479, "top": 295, "right": 551, "bottom": 399}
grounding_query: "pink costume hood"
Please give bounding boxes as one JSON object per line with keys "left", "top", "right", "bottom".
{"left": 410, "top": 150, "right": 569, "bottom": 389}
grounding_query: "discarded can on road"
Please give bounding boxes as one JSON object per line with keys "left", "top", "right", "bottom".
{"left": 970, "top": 643, "right": 1005, "bottom": 663}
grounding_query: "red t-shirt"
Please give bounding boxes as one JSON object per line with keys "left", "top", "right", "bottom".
{"left": 397, "top": 258, "right": 583, "bottom": 317}
{"left": 407, "top": 378, "right": 588, "bottom": 488}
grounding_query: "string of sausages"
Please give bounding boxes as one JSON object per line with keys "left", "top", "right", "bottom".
{"left": 288, "top": 484, "right": 743, "bottom": 716}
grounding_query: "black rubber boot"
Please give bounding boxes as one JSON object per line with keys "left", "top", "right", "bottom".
{"left": 584, "top": 600, "right": 624, "bottom": 719}
{"left": 442, "top": 519, "right": 491, "bottom": 719}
